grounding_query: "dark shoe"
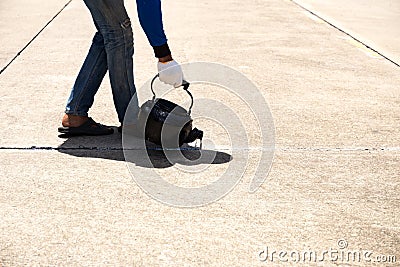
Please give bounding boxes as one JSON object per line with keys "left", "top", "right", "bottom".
{"left": 58, "top": 117, "right": 114, "bottom": 137}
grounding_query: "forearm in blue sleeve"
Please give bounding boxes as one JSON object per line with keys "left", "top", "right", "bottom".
{"left": 136, "top": 0, "right": 171, "bottom": 58}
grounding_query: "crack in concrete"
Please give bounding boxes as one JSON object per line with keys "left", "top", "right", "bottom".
{"left": 289, "top": 0, "right": 400, "bottom": 68}
{"left": 0, "top": 0, "right": 73, "bottom": 75}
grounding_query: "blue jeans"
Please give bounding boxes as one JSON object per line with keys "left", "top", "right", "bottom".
{"left": 65, "top": 0, "right": 139, "bottom": 124}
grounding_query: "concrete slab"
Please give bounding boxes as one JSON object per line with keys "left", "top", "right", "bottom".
{"left": 0, "top": 0, "right": 72, "bottom": 69}
{"left": 0, "top": 150, "right": 398, "bottom": 266}
{"left": 291, "top": 0, "right": 400, "bottom": 65}
{"left": 0, "top": 0, "right": 399, "bottom": 149}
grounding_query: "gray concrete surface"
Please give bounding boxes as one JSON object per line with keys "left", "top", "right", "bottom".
{"left": 0, "top": 0, "right": 399, "bottom": 266}
{"left": 0, "top": 0, "right": 71, "bottom": 69}
{"left": 292, "top": 0, "right": 400, "bottom": 65}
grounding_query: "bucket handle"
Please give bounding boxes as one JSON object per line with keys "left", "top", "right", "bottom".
{"left": 150, "top": 74, "right": 194, "bottom": 115}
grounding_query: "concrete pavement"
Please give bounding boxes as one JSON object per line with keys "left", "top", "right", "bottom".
{"left": 0, "top": 0, "right": 399, "bottom": 266}
{"left": 292, "top": 0, "right": 400, "bottom": 65}
{"left": 0, "top": 0, "right": 72, "bottom": 69}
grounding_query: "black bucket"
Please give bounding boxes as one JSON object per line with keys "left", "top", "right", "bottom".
{"left": 138, "top": 75, "right": 203, "bottom": 148}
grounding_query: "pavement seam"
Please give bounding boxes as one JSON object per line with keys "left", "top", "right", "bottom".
{"left": 0, "top": 0, "right": 73, "bottom": 75}
{"left": 0, "top": 146, "right": 399, "bottom": 152}
{"left": 289, "top": 0, "right": 400, "bottom": 68}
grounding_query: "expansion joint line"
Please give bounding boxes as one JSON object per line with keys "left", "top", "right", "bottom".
{"left": 0, "top": 146, "right": 399, "bottom": 152}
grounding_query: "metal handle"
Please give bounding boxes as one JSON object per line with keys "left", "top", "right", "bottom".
{"left": 150, "top": 74, "right": 194, "bottom": 115}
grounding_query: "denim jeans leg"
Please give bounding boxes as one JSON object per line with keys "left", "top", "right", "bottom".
{"left": 82, "top": 0, "right": 139, "bottom": 124}
{"left": 107, "top": 20, "right": 139, "bottom": 124}
{"left": 65, "top": 32, "right": 108, "bottom": 116}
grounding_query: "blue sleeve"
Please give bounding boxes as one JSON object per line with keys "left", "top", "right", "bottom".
{"left": 136, "top": 0, "right": 168, "bottom": 47}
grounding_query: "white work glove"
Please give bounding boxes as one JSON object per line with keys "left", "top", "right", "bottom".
{"left": 157, "top": 60, "right": 184, "bottom": 88}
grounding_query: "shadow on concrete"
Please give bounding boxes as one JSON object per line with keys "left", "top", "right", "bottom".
{"left": 57, "top": 132, "right": 232, "bottom": 169}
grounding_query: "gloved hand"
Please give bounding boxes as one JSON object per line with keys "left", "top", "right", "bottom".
{"left": 157, "top": 60, "right": 184, "bottom": 88}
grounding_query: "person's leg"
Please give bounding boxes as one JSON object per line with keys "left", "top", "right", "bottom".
{"left": 65, "top": 31, "right": 108, "bottom": 116}
{"left": 83, "top": 0, "right": 139, "bottom": 124}
{"left": 63, "top": 23, "right": 109, "bottom": 127}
